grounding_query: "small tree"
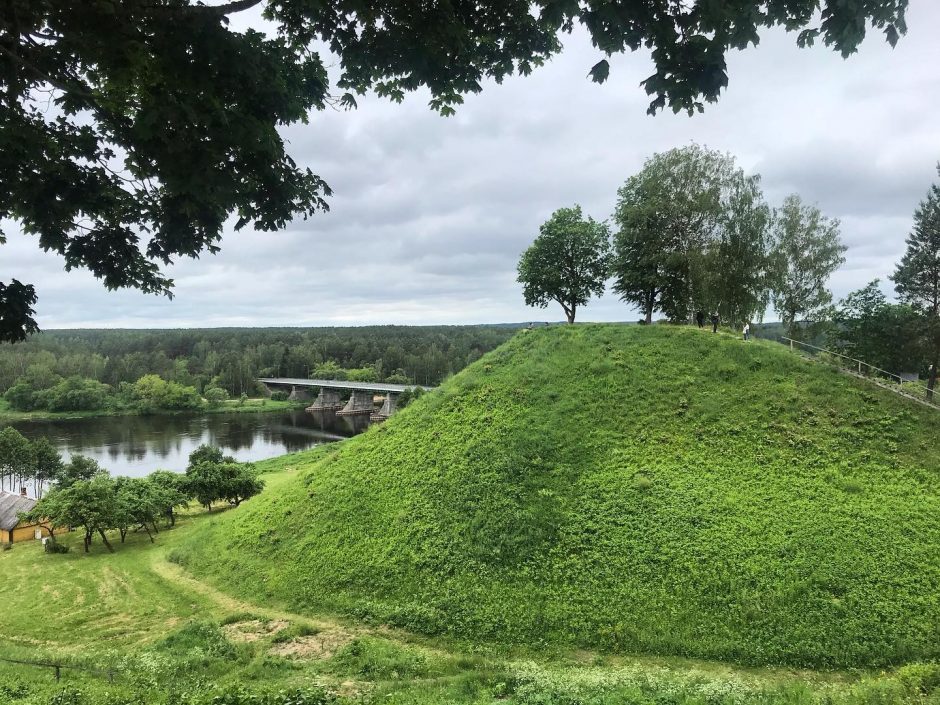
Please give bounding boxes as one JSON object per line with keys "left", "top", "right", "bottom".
{"left": 769, "top": 195, "right": 846, "bottom": 337}
{"left": 892, "top": 167, "right": 940, "bottom": 399}
{"left": 183, "top": 445, "right": 262, "bottom": 511}
{"left": 31, "top": 438, "right": 63, "bottom": 499}
{"left": 0, "top": 427, "right": 35, "bottom": 494}
{"left": 225, "top": 464, "right": 264, "bottom": 507}
{"left": 56, "top": 455, "right": 105, "bottom": 489}
{"left": 114, "top": 477, "right": 163, "bottom": 543}
{"left": 33, "top": 474, "right": 118, "bottom": 553}
{"left": 148, "top": 470, "right": 192, "bottom": 527}
{"left": 517, "top": 206, "right": 611, "bottom": 324}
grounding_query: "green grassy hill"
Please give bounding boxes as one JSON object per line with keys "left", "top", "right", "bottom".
{"left": 173, "top": 324, "right": 940, "bottom": 669}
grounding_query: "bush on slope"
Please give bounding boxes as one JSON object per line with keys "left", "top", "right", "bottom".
{"left": 173, "top": 325, "right": 940, "bottom": 668}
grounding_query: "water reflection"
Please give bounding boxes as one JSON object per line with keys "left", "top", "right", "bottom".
{"left": 6, "top": 409, "right": 361, "bottom": 478}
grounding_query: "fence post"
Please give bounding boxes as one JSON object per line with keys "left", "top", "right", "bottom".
{"left": 789, "top": 339, "right": 793, "bottom": 352}
{"left": 54, "top": 665, "right": 60, "bottom": 682}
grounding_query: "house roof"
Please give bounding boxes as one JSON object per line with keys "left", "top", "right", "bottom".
{"left": 0, "top": 491, "right": 37, "bottom": 531}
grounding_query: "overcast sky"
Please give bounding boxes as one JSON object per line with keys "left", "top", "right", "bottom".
{"left": 4, "top": 1, "right": 940, "bottom": 328}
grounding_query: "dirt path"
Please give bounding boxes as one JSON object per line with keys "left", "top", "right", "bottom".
{"left": 148, "top": 553, "right": 343, "bottom": 632}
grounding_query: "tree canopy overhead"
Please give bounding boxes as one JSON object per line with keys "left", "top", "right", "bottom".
{"left": 0, "top": 0, "right": 908, "bottom": 341}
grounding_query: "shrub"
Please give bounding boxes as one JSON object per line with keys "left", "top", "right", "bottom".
{"left": 895, "top": 663, "right": 940, "bottom": 695}
{"left": 131, "top": 374, "right": 202, "bottom": 413}
{"left": 48, "top": 687, "right": 85, "bottom": 705}
{"left": 269, "top": 391, "right": 289, "bottom": 402}
{"left": 159, "top": 621, "right": 237, "bottom": 660}
{"left": 3, "top": 383, "right": 37, "bottom": 411}
{"left": 44, "top": 540, "right": 70, "bottom": 554}
{"left": 333, "top": 638, "right": 429, "bottom": 680}
{"left": 632, "top": 474, "right": 653, "bottom": 491}
{"left": 205, "top": 387, "right": 228, "bottom": 408}
{"left": 271, "top": 623, "right": 321, "bottom": 644}
{"left": 0, "top": 679, "right": 30, "bottom": 699}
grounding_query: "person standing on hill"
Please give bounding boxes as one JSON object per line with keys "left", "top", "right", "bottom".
{"left": 696, "top": 311, "right": 705, "bottom": 328}
{"left": 743, "top": 322, "right": 750, "bottom": 341}
{"left": 710, "top": 313, "right": 719, "bottom": 333}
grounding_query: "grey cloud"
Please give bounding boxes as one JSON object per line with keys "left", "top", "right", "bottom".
{"left": 5, "top": 1, "right": 940, "bottom": 327}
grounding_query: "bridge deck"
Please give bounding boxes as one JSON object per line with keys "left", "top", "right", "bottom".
{"left": 259, "top": 377, "right": 435, "bottom": 393}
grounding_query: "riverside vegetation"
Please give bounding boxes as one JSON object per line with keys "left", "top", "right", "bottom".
{"left": 3, "top": 325, "right": 940, "bottom": 705}
{"left": 0, "top": 326, "right": 514, "bottom": 417}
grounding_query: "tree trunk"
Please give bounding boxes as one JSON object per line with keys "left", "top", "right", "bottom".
{"left": 143, "top": 524, "right": 154, "bottom": 543}
{"left": 566, "top": 305, "right": 576, "bottom": 324}
{"left": 120, "top": 528, "right": 127, "bottom": 543}
{"left": 98, "top": 529, "right": 115, "bottom": 553}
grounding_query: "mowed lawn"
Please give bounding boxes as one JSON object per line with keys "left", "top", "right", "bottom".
{"left": 0, "top": 461, "right": 304, "bottom": 659}
{"left": 0, "top": 503, "right": 217, "bottom": 656}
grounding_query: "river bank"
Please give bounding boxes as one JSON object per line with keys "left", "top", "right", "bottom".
{"left": 0, "top": 397, "right": 307, "bottom": 424}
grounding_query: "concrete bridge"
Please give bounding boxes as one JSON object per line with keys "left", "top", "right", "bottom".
{"left": 258, "top": 378, "right": 435, "bottom": 421}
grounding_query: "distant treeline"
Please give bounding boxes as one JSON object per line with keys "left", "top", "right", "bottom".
{"left": 0, "top": 326, "right": 517, "bottom": 407}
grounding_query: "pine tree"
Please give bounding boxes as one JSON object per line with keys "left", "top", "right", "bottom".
{"left": 892, "top": 167, "right": 940, "bottom": 399}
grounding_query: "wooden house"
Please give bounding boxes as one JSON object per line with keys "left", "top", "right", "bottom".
{"left": 0, "top": 490, "right": 50, "bottom": 544}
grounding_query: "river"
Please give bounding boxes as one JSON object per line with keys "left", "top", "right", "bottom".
{"left": 5, "top": 409, "right": 368, "bottom": 479}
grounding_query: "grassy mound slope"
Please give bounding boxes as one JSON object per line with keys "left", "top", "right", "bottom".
{"left": 174, "top": 325, "right": 940, "bottom": 669}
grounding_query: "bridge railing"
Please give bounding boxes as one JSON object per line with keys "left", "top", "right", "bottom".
{"left": 780, "top": 336, "right": 937, "bottom": 409}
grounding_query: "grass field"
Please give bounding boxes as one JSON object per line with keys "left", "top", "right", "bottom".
{"left": 2, "top": 448, "right": 939, "bottom": 705}
{"left": 171, "top": 324, "right": 940, "bottom": 669}
{"left": 0, "top": 397, "right": 304, "bottom": 423}
{"left": 5, "top": 324, "right": 940, "bottom": 703}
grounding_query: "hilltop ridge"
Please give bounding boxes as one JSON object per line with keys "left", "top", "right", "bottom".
{"left": 174, "top": 324, "right": 940, "bottom": 668}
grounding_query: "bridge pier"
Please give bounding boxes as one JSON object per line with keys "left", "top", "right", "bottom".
{"left": 288, "top": 386, "right": 314, "bottom": 402}
{"left": 337, "top": 389, "right": 375, "bottom": 416}
{"left": 306, "top": 387, "right": 344, "bottom": 411}
{"left": 370, "top": 393, "right": 398, "bottom": 422}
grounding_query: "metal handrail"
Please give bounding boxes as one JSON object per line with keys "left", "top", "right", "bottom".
{"left": 780, "top": 336, "right": 937, "bottom": 405}
{"left": 0, "top": 656, "right": 116, "bottom": 682}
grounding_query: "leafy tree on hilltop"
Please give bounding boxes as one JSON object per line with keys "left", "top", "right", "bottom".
{"left": 769, "top": 195, "right": 846, "bottom": 338}
{"left": 0, "top": 1, "right": 909, "bottom": 340}
{"left": 611, "top": 145, "right": 771, "bottom": 325}
{"left": 892, "top": 168, "right": 940, "bottom": 399}
{"left": 517, "top": 206, "right": 611, "bottom": 324}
